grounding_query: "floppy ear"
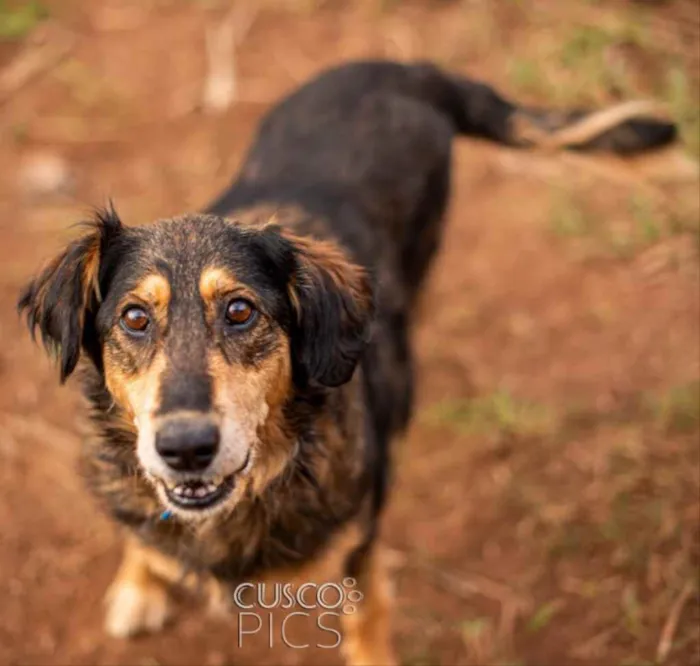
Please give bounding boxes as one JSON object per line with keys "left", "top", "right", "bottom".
{"left": 17, "top": 208, "right": 123, "bottom": 382}
{"left": 258, "top": 227, "right": 374, "bottom": 388}
{"left": 287, "top": 231, "right": 374, "bottom": 387}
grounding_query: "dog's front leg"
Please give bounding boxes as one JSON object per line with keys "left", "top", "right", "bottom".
{"left": 341, "top": 542, "right": 397, "bottom": 666}
{"left": 104, "top": 536, "right": 174, "bottom": 638}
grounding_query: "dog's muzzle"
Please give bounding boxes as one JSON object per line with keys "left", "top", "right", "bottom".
{"left": 152, "top": 414, "right": 249, "bottom": 511}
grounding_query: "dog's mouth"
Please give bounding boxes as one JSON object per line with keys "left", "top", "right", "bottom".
{"left": 158, "top": 450, "right": 252, "bottom": 512}
{"left": 162, "top": 475, "right": 236, "bottom": 510}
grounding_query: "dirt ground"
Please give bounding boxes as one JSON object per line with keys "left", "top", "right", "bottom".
{"left": 0, "top": 1, "right": 698, "bottom": 665}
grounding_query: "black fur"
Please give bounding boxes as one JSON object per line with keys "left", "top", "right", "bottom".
{"left": 17, "top": 208, "right": 124, "bottom": 382}
{"left": 247, "top": 224, "right": 375, "bottom": 388}
{"left": 18, "top": 60, "right": 677, "bottom": 608}
{"left": 205, "top": 59, "right": 677, "bottom": 577}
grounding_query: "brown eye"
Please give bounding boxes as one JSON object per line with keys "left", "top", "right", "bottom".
{"left": 225, "top": 299, "right": 255, "bottom": 328}
{"left": 121, "top": 306, "right": 150, "bottom": 334}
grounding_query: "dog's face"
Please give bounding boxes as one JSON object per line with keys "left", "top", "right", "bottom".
{"left": 19, "top": 209, "right": 373, "bottom": 520}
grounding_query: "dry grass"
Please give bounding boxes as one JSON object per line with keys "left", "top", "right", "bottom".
{"left": 502, "top": 2, "right": 699, "bottom": 159}
{"left": 415, "top": 382, "right": 700, "bottom": 664}
{"left": 547, "top": 180, "right": 699, "bottom": 262}
{"left": 0, "top": 1, "right": 697, "bottom": 665}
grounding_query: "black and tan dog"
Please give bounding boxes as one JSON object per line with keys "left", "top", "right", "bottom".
{"left": 19, "top": 61, "right": 674, "bottom": 664}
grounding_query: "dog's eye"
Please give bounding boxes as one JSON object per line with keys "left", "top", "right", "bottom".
{"left": 225, "top": 298, "right": 256, "bottom": 328}
{"left": 121, "top": 306, "right": 150, "bottom": 334}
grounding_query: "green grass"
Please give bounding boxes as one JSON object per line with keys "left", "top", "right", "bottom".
{"left": 665, "top": 66, "right": 700, "bottom": 159}
{"left": 629, "top": 194, "right": 662, "bottom": 245}
{"left": 555, "top": 26, "right": 617, "bottom": 104}
{"left": 424, "top": 390, "right": 553, "bottom": 440}
{"left": 621, "top": 584, "right": 643, "bottom": 638}
{"left": 527, "top": 599, "right": 565, "bottom": 633}
{"left": 549, "top": 189, "right": 594, "bottom": 239}
{"left": 563, "top": 383, "right": 699, "bottom": 437}
{"left": 553, "top": 14, "right": 653, "bottom": 105}
{"left": 550, "top": 182, "right": 698, "bottom": 261}
{"left": 426, "top": 382, "right": 699, "bottom": 446}
{"left": 461, "top": 617, "right": 491, "bottom": 642}
{"left": 651, "top": 381, "right": 700, "bottom": 435}
{"left": 0, "top": 0, "right": 47, "bottom": 40}
{"left": 508, "top": 58, "right": 552, "bottom": 100}
{"left": 560, "top": 26, "right": 612, "bottom": 69}
{"left": 420, "top": 380, "right": 698, "bottom": 660}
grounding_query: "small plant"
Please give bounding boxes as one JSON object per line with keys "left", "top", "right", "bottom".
{"left": 0, "top": 1, "right": 48, "bottom": 41}
{"left": 652, "top": 381, "right": 700, "bottom": 435}
{"left": 549, "top": 189, "right": 594, "bottom": 239}
{"left": 560, "top": 26, "right": 611, "bottom": 69}
{"left": 461, "top": 617, "right": 490, "bottom": 642}
{"left": 425, "top": 390, "right": 553, "bottom": 440}
{"left": 526, "top": 599, "right": 565, "bottom": 633}
{"left": 629, "top": 194, "right": 662, "bottom": 245}
{"left": 621, "top": 584, "right": 643, "bottom": 638}
{"left": 665, "top": 66, "right": 700, "bottom": 158}
{"left": 556, "top": 26, "right": 615, "bottom": 104}
{"left": 508, "top": 58, "right": 551, "bottom": 100}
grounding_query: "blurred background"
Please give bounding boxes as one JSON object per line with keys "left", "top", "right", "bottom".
{"left": 0, "top": 1, "right": 698, "bottom": 665}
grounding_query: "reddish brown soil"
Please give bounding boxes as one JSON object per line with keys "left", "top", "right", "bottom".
{"left": 0, "top": 2, "right": 698, "bottom": 665}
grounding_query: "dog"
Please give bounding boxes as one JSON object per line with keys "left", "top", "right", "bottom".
{"left": 18, "top": 60, "right": 675, "bottom": 665}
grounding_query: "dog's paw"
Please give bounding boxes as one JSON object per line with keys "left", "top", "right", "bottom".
{"left": 206, "top": 580, "right": 234, "bottom": 619}
{"left": 104, "top": 580, "right": 171, "bottom": 638}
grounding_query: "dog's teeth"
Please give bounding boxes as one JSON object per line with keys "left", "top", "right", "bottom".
{"left": 168, "top": 480, "right": 224, "bottom": 503}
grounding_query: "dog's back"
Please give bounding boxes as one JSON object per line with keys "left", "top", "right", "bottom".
{"left": 206, "top": 59, "right": 676, "bottom": 492}
{"left": 18, "top": 60, "right": 677, "bottom": 666}
{"left": 208, "top": 60, "right": 675, "bottom": 292}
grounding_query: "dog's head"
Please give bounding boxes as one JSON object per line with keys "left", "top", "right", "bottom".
{"left": 18, "top": 208, "right": 373, "bottom": 519}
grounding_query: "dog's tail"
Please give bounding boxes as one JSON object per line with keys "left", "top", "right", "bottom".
{"left": 413, "top": 62, "right": 676, "bottom": 153}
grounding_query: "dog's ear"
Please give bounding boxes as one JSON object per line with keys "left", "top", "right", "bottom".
{"left": 255, "top": 225, "right": 374, "bottom": 388}
{"left": 17, "top": 207, "right": 123, "bottom": 382}
{"left": 286, "top": 231, "right": 374, "bottom": 387}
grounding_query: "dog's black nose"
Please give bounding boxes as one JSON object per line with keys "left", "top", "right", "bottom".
{"left": 155, "top": 417, "right": 220, "bottom": 472}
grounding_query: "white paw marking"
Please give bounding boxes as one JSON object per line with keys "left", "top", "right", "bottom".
{"left": 104, "top": 581, "right": 170, "bottom": 638}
